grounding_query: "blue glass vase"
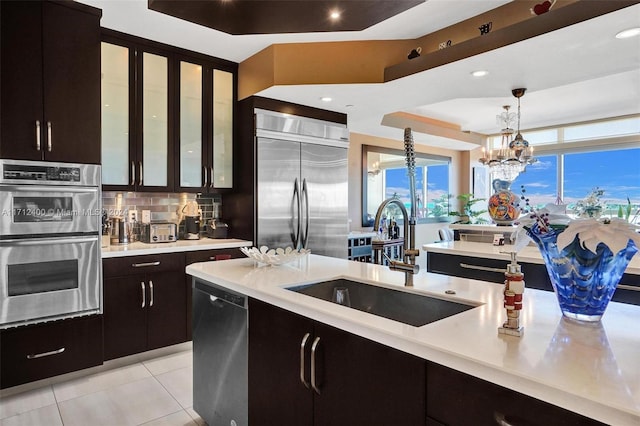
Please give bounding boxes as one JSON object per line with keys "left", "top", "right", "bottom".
{"left": 526, "top": 224, "right": 638, "bottom": 322}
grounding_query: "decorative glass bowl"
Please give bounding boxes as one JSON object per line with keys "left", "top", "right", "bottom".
{"left": 527, "top": 223, "right": 637, "bottom": 322}
{"left": 240, "top": 246, "right": 310, "bottom": 266}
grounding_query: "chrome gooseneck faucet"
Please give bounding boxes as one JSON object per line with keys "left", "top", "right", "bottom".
{"left": 373, "top": 128, "right": 420, "bottom": 286}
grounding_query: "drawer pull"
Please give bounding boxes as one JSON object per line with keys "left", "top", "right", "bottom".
{"left": 132, "top": 261, "right": 160, "bottom": 268}
{"left": 617, "top": 284, "right": 640, "bottom": 292}
{"left": 459, "top": 263, "right": 506, "bottom": 274}
{"left": 27, "top": 347, "right": 65, "bottom": 359}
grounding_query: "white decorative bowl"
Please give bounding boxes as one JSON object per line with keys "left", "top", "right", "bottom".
{"left": 240, "top": 246, "right": 310, "bottom": 266}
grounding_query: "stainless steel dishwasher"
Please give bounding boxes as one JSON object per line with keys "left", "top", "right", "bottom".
{"left": 192, "top": 278, "right": 248, "bottom": 426}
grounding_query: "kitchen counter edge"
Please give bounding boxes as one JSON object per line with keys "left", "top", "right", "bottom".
{"left": 101, "top": 238, "right": 253, "bottom": 258}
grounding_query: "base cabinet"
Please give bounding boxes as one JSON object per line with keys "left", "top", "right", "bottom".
{"left": 426, "top": 362, "right": 604, "bottom": 426}
{"left": 248, "top": 298, "right": 426, "bottom": 426}
{"left": 0, "top": 315, "right": 103, "bottom": 389}
{"left": 426, "top": 252, "right": 640, "bottom": 305}
{"left": 103, "top": 254, "right": 187, "bottom": 360}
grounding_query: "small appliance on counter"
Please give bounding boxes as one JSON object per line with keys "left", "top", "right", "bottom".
{"left": 181, "top": 200, "right": 201, "bottom": 240}
{"left": 207, "top": 219, "right": 229, "bottom": 239}
{"left": 140, "top": 223, "right": 178, "bottom": 243}
{"left": 109, "top": 216, "right": 137, "bottom": 245}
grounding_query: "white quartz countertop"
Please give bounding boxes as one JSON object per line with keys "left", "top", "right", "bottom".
{"left": 101, "top": 238, "right": 253, "bottom": 258}
{"left": 422, "top": 241, "right": 640, "bottom": 275}
{"left": 187, "top": 255, "right": 640, "bottom": 425}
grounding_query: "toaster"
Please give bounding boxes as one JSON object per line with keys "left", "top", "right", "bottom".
{"left": 207, "top": 219, "right": 228, "bottom": 239}
{"left": 140, "top": 223, "right": 178, "bottom": 243}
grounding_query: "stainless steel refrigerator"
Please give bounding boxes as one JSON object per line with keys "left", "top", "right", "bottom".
{"left": 255, "top": 109, "right": 349, "bottom": 258}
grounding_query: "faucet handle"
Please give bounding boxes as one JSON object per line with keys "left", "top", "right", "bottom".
{"left": 404, "top": 249, "right": 420, "bottom": 257}
{"left": 389, "top": 261, "right": 419, "bottom": 275}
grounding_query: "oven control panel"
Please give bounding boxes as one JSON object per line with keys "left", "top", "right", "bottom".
{"left": 2, "top": 164, "right": 81, "bottom": 182}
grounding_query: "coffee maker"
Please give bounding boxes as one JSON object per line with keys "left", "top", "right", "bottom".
{"left": 181, "top": 200, "right": 201, "bottom": 240}
{"left": 184, "top": 215, "right": 201, "bottom": 240}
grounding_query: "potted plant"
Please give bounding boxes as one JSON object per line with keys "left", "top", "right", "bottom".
{"left": 448, "top": 193, "right": 488, "bottom": 224}
{"left": 430, "top": 194, "right": 452, "bottom": 221}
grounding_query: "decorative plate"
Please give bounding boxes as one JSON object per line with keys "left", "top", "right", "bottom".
{"left": 240, "top": 246, "right": 310, "bottom": 266}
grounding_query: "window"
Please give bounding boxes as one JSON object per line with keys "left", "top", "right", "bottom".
{"left": 362, "top": 145, "right": 450, "bottom": 226}
{"left": 563, "top": 148, "right": 640, "bottom": 217}
{"left": 486, "top": 116, "right": 639, "bottom": 222}
{"left": 511, "top": 155, "right": 559, "bottom": 208}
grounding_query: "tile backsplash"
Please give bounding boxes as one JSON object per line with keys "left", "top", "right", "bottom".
{"left": 102, "top": 192, "right": 222, "bottom": 236}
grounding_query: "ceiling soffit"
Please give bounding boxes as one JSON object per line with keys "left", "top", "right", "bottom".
{"left": 147, "top": 0, "right": 424, "bottom": 35}
{"left": 238, "top": 0, "right": 636, "bottom": 98}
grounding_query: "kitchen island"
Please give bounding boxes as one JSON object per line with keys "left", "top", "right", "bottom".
{"left": 187, "top": 254, "right": 639, "bottom": 425}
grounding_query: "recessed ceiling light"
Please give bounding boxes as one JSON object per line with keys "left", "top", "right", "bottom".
{"left": 615, "top": 27, "right": 640, "bottom": 39}
{"left": 321, "top": 97, "right": 332, "bottom": 102}
{"left": 329, "top": 10, "right": 340, "bottom": 20}
{"left": 471, "top": 70, "right": 489, "bottom": 77}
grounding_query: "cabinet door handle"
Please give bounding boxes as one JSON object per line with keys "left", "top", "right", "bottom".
{"left": 27, "top": 347, "right": 65, "bottom": 359}
{"left": 202, "top": 166, "right": 207, "bottom": 189}
{"left": 132, "top": 261, "right": 160, "bottom": 268}
{"left": 310, "top": 336, "right": 321, "bottom": 395}
{"left": 46, "top": 121, "right": 52, "bottom": 152}
{"left": 149, "top": 280, "right": 154, "bottom": 307}
{"left": 299, "top": 332, "right": 311, "bottom": 389}
{"left": 35, "top": 120, "right": 41, "bottom": 151}
{"left": 209, "top": 167, "right": 214, "bottom": 188}
{"left": 141, "top": 281, "right": 146, "bottom": 308}
{"left": 493, "top": 412, "right": 521, "bottom": 426}
{"left": 617, "top": 284, "right": 640, "bottom": 292}
{"left": 131, "top": 161, "right": 135, "bottom": 186}
{"left": 138, "top": 161, "right": 143, "bottom": 186}
{"left": 459, "top": 262, "right": 506, "bottom": 274}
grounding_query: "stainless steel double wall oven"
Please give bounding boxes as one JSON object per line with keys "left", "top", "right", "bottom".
{"left": 0, "top": 159, "right": 102, "bottom": 328}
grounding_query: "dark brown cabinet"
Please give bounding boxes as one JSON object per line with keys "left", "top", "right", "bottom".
{"left": 0, "top": 0, "right": 101, "bottom": 164}
{"left": 248, "top": 298, "right": 426, "bottom": 426}
{"left": 103, "top": 253, "right": 187, "bottom": 360}
{"left": 426, "top": 361, "right": 604, "bottom": 426}
{"left": 426, "top": 251, "right": 640, "bottom": 305}
{"left": 0, "top": 315, "right": 103, "bottom": 389}
{"left": 101, "top": 30, "right": 237, "bottom": 192}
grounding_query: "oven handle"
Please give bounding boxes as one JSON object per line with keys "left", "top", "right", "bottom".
{"left": 0, "top": 185, "right": 99, "bottom": 194}
{"left": 0, "top": 236, "right": 99, "bottom": 245}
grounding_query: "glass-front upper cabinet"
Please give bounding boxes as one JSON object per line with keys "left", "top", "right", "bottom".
{"left": 212, "top": 69, "right": 233, "bottom": 189}
{"left": 101, "top": 38, "right": 173, "bottom": 191}
{"left": 101, "top": 42, "right": 130, "bottom": 186}
{"left": 176, "top": 61, "right": 234, "bottom": 192}
{"left": 178, "top": 61, "right": 203, "bottom": 189}
{"left": 102, "top": 32, "right": 235, "bottom": 192}
{"left": 140, "top": 52, "right": 170, "bottom": 188}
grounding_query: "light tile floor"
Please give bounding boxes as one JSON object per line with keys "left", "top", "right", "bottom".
{"left": 0, "top": 347, "right": 202, "bottom": 426}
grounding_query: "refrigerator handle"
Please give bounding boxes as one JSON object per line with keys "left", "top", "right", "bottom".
{"left": 293, "top": 178, "right": 301, "bottom": 249}
{"left": 302, "top": 178, "right": 310, "bottom": 249}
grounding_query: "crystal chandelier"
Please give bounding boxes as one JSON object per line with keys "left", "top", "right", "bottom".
{"left": 479, "top": 88, "right": 536, "bottom": 181}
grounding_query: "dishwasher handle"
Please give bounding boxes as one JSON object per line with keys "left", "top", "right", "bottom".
{"left": 194, "top": 279, "right": 247, "bottom": 309}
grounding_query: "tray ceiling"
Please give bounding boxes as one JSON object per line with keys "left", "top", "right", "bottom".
{"left": 147, "top": 0, "right": 424, "bottom": 35}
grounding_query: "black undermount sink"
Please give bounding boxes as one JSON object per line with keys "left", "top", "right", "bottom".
{"left": 286, "top": 279, "right": 475, "bottom": 327}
